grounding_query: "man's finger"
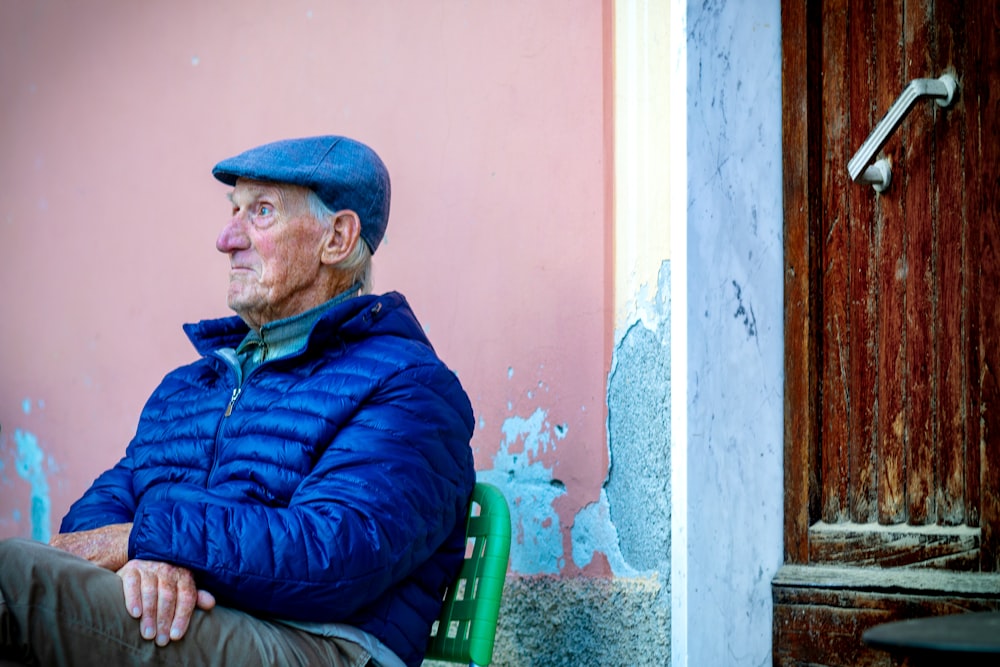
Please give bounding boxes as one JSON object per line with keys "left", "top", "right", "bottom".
{"left": 118, "top": 559, "right": 212, "bottom": 644}
{"left": 140, "top": 568, "right": 159, "bottom": 641}
{"left": 197, "top": 589, "right": 217, "bottom": 611}
{"left": 168, "top": 574, "right": 200, "bottom": 642}
{"left": 155, "top": 575, "right": 178, "bottom": 646}
{"left": 118, "top": 566, "right": 143, "bottom": 619}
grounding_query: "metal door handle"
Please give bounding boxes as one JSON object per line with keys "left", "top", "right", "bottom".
{"left": 848, "top": 73, "right": 958, "bottom": 192}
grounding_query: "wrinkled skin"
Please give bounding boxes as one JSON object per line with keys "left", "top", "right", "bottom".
{"left": 218, "top": 179, "right": 360, "bottom": 330}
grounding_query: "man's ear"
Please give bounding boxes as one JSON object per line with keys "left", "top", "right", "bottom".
{"left": 320, "top": 211, "right": 361, "bottom": 265}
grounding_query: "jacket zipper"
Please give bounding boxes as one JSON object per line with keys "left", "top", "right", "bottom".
{"left": 224, "top": 387, "right": 242, "bottom": 417}
{"left": 207, "top": 352, "right": 245, "bottom": 484}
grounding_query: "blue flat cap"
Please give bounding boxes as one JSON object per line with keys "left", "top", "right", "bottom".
{"left": 212, "top": 136, "right": 391, "bottom": 253}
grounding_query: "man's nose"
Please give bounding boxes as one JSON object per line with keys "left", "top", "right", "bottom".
{"left": 216, "top": 214, "right": 249, "bottom": 253}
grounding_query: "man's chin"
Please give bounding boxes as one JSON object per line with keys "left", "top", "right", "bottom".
{"left": 227, "top": 296, "right": 258, "bottom": 320}
{"left": 231, "top": 308, "right": 263, "bottom": 330}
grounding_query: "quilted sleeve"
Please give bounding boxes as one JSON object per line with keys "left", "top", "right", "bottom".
{"left": 59, "top": 453, "right": 138, "bottom": 532}
{"left": 127, "top": 362, "right": 476, "bottom": 622}
{"left": 60, "top": 358, "right": 217, "bottom": 534}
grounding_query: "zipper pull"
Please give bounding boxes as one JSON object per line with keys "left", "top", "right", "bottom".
{"left": 224, "top": 387, "right": 241, "bottom": 417}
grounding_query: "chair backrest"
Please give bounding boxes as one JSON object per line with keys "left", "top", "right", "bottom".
{"left": 425, "top": 482, "right": 511, "bottom": 666}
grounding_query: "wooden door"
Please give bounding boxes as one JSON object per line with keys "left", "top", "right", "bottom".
{"left": 774, "top": 1, "right": 1000, "bottom": 665}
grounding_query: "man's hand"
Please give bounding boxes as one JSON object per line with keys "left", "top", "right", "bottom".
{"left": 118, "top": 559, "right": 217, "bottom": 646}
{"left": 53, "top": 528, "right": 216, "bottom": 645}
{"left": 50, "top": 523, "right": 132, "bottom": 571}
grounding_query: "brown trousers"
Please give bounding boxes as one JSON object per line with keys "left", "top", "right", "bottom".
{"left": 0, "top": 538, "right": 371, "bottom": 667}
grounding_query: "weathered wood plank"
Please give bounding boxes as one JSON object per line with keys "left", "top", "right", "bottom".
{"left": 957, "top": 2, "right": 981, "bottom": 533}
{"left": 775, "top": 566, "right": 1000, "bottom": 666}
{"left": 781, "top": 0, "right": 821, "bottom": 563}
{"left": 774, "top": 563, "right": 1000, "bottom": 593}
{"left": 934, "top": 0, "right": 973, "bottom": 529}
{"left": 808, "top": 522, "right": 979, "bottom": 569}
{"left": 774, "top": 590, "right": 1000, "bottom": 667}
{"left": 900, "top": 0, "right": 937, "bottom": 527}
{"left": 845, "top": 0, "right": 880, "bottom": 525}
{"left": 871, "top": 0, "right": 907, "bottom": 525}
{"left": 973, "top": 0, "right": 1000, "bottom": 570}
{"left": 774, "top": 565, "right": 1000, "bottom": 667}
{"left": 821, "top": 0, "right": 853, "bottom": 523}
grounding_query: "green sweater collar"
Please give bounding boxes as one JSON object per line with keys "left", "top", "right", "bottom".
{"left": 235, "top": 283, "right": 360, "bottom": 375}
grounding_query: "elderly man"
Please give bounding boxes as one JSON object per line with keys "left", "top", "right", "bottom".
{"left": 0, "top": 136, "right": 476, "bottom": 667}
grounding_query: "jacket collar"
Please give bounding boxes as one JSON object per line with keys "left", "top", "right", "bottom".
{"left": 236, "top": 283, "right": 361, "bottom": 366}
{"left": 182, "top": 291, "right": 431, "bottom": 358}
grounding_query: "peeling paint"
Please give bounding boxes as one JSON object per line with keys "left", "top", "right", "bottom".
{"left": 607, "top": 261, "right": 671, "bottom": 573}
{"left": 479, "top": 406, "right": 566, "bottom": 575}
{"left": 13, "top": 429, "right": 51, "bottom": 543}
{"left": 501, "top": 407, "right": 560, "bottom": 461}
{"left": 572, "top": 489, "right": 640, "bottom": 576}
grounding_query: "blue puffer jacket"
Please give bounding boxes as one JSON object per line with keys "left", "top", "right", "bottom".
{"left": 61, "top": 292, "right": 476, "bottom": 667}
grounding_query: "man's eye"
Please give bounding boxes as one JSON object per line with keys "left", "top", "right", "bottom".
{"left": 257, "top": 204, "right": 273, "bottom": 216}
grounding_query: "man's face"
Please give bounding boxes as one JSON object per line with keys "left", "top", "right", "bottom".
{"left": 217, "top": 179, "right": 329, "bottom": 329}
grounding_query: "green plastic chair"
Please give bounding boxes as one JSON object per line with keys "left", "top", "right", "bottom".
{"left": 425, "top": 482, "right": 511, "bottom": 666}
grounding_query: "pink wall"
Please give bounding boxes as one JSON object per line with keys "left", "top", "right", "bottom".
{"left": 0, "top": 2, "right": 612, "bottom": 575}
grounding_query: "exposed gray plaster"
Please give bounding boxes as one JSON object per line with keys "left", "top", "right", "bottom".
{"left": 432, "top": 574, "right": 670, "bottom": 667}
{"left": 571, "top": 489, "right": 638, "bottom": 575}
{"left": 607, "top": 262, "right": 671, "bottom": 573}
